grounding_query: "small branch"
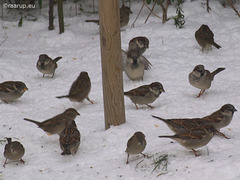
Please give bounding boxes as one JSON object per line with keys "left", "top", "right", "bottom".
{"left": 141, "top": 0, "right": 162, "bottom": 19}
{"left": 0, "top": 36, "right": 8, "bottom": 46}
{"left": 131, "top": 2, "right": 144, "bottom": 28}
{"left": 227, "top": 0, "right": 240, "bottom": 17}
{"left": 145, "top": 0, "right": 157, "bottom": 24}
{"left": 206, "top": 0, "right": 211, "bottom": 12}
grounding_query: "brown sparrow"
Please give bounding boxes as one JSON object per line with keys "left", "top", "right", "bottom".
{"left": 0, "top": 81, "right": 28, "bottom": 103}
{"left": 56, "top": 71, "right": 93, "bottom": 104}
{"left": 195, "top": 24, "right": 221, "bottom": 50}
{"left": 152, "top": 104, "right": 237, "bottom": 139}
{"left": 60, "top": 120, "right": 81, "bottom": 155}
{"left": 23, "top": 108, "right": 80, "bottom": 135}
{"left": 159, "top": 125, "right": 216, "bottom": 156}
{"left": 3, "top": 138, "right": 25, "bottom": 168}
{"left": 122, "top": 50, "right": 152, "bottom": 81}
{"left": 202, "top": 104, "right": 237, "bottom": 139}
{"left": 85, "top": 4, "right": 132, "bottom": 29}
{"left": 189, "top": 65, "right": 225, "bottom": 97}
{"left": 124, "top": 82, "right": 165, "bottom": 109}
{"left": 125, "top": 131, "right": 147, "bottom": 164}
{"left": 128, "top": 36, "right": 149, "bottom": 57}
{"left": 36, "top": 54, "right": 62, "bottom": 78}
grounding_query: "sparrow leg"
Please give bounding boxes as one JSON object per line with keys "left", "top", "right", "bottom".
{"left": 2, "top": 100, "right": 9, "bottom": 104}
{"left": 52, "top": 72, "right": 55, "bottom": 78}
{"left": 192, "top": 149, "right": 200, "bottom": 156}
{"left": 134, "top": 103, "right": 139, "bottom": 109}
{"left": 3, "top": 159, "right": 7, "bottom": 168}
{"left": 126, "top": 154, "right": 130, "bottom": 164}
{"left": 197, "top": 90, "right": 205, "bottom": 98}
{"left": 20, "top": 159, "right": 25, "bottom": 164}
{"left": 146, "top": 104, "right": 154, "bottom": 109}
{"left": 42, "top": 74, "right": 45, "bottom": 78}
{"left": 218, "top": 132, "right": 230, "bottom": 139}
{"left": 141, "top": 153, "right": 149, "bottom": 158}
{"left": 86, "top": 97, "right": 94, "bottom": 104}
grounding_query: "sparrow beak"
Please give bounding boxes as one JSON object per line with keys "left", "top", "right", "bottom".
{"left": 24, "top": 87, "right": 28, "bottom": 91}
{"left": 160, "top": 89, "right": 165, "bottom": 93}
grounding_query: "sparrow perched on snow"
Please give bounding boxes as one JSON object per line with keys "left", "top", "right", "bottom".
{"left": 125, "top": 131, "right": 147, "bottom": 164}
{"left": 0, "top": 81, "right": 28, "bottom": 103}
{"left": 128, "top": 36, "right": 149, "bottom": 58}
{"left": 189, "top": 64, "right": 225, "bottom": 97}
{"left": 60, "top": 120, "right": 81, "bottom": 155}
{"left": 152, "top": 104, "right": 237, "bottom": 139}
{"left": 56, "top": 71, "right": 93, "bottom": 104}
{"left": 23, "top": 108, "right": 80, "bottom": 135}
{"left": 122, "top": 50, "right": 152, "bottom": 81}
{"left": 85, "top": 4, "right": 132, "bottom": 29}
{"left": 195, "top": 24, "right": 221, "bottom": 50}
{"left": 3, "top": 138, "right": 25, "bottom": 168}
{"left": 124, "top": 82, "right": 165, "bottom": 109}
{"left": 36, "top": 54, "right": 62, "bottom": 78}
{"left": 159, "top": 125, "right": 217, "bottom": 156}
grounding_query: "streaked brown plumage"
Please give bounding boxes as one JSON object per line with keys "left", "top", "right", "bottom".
{"left": 23, "top": 108, "right": 80, "bottom": 135}
{"left": 0, "top": 81, "right": 28, "bottom": 103}
{"left": 3, "top": 138, "right": 25, "bottom": 168}
{"left": 59, "top": 120, "right": 81, "bottom": 155}
{"left": 124, "top": 82, "right": 165, "bottom": 109}
{"left": 56, "top": 71, "right": 93, "bottom": 104}
{"left": 152, "top": 104, "right": 237, "bottom": 139}
{"left": 159, "top": 125, "right": 217, "bottom": 156}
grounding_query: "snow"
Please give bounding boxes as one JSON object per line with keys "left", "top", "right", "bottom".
{"left": 0, "top": 0, "right": 240, "bottom": 179}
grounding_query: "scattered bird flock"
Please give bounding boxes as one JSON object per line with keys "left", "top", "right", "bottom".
{"left": 0, "top": 1, "right": 240, "bottom": 179}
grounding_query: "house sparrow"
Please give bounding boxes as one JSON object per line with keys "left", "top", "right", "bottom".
{"left": 85, "top": 4, "right": 132, "bottom": 29}
{"left": 159, "top": 125, "right": 216, "bottom": 156}
{"left": 122, "top": 50, "right": 152, "bottom": 81}
{"left": 128, "top": 36, "right": 149, "bottom": 58}
{"left": 202, "top": 104, "right": 237, "bottom": 139}
{"left": 0, "top": 81, "right": 28, "bottom": 103}
{"left": 23, "top": 108, "right": 80, "bottom": 135}
{"left": 189, "top": 65, "right": 225, "bottom": 97}
{"left": 60, "top": 120, "right": 81, "bottom": 155}
{"left": 56, "top": 71, "right": 93, "bottom": 104}
{"left": 124, "top": 82, "right": 165, "bottom": 109}
{"left": 125, "top": 131, "right": 147, "bottom": 164}
{"left": 36, "top": 54, "right": 62, "bottom": 78}
{"left": 3, "top": 138, "right": 25, "bottom": 168}
{"left": 152, "top": 104, "right": 237, "bottom": 139}
{"left": 195, "top": 24, "right": 221, "bottom": 50}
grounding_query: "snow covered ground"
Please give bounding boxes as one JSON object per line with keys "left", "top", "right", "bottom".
{"left": 0, "top": 0, "right": 240, "bottom": 179}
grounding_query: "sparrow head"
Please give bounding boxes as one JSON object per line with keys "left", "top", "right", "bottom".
{"left": 193, "top": 64, "right": 205, "bottom": 77}
{"left": 134, "top": 131, "right": 145, "bottom": 145}
{"left": 38, "top": 54, "right": 51, "bottom": 67}
{"left": 150, "top": 82, "right": 165, "bottom": 93}
{"left": 221, "top": 104, "right": 237, "bottom": 115}
{"left": 64, "top": 108, "right": 80, "bottom": 119}
{"left": 14, "top": 81, "right": 28, "bottom": 93}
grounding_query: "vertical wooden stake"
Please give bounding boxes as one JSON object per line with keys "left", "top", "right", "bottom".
{"left": 99, "top": 0, "right": 126, "bottom": 130}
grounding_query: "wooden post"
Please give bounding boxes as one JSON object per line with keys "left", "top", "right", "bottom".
{"left": 99, "top": 0, "right": 126, "bottom": 130}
